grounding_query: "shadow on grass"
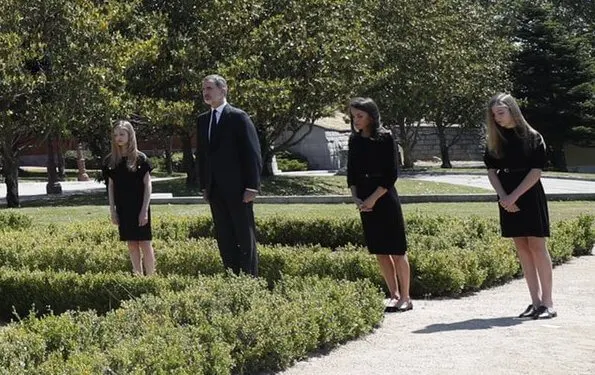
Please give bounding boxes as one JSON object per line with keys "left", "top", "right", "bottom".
{"left": 9, "top": 192, "right": 107, "bottom": 208}
{"left": 152, "top": 175, "right": 348, "bottom": 197}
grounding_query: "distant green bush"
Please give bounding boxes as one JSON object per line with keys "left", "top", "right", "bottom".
{"left": 64, "top": 149, "right": 103, "bottom": 170}
{"left": 276, "top": 151, "right": 309, "bottom": 171}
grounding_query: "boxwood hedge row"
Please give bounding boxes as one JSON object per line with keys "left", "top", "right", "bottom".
{"left": 0, "top": 214, "right": 592, "bottom": 298}
{"left": 0, "top": 274, "right": 384, "bottom": 374}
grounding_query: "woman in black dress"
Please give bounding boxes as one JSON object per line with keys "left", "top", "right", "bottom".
{"left": 104, "top": 120, "right": 156, "bottom": 276}
{"left": 484, "top": 93, "right": 555, "bottom": 319}
{"left": 347, "top": 97, "right": 411, "bottom": 312}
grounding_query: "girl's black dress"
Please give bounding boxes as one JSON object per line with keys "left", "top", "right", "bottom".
{"left": 103, "top": 155, "right": 153, "bottom": 241}
{"left": 483, "top": 127, "right": 550, "bottom": 238}
{"left": 347, "top": 132, "right": 407, "bottom": 255}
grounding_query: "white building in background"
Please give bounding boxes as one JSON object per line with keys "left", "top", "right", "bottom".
{"left": 275, "top": 112, "right": 351, "bottom": 171}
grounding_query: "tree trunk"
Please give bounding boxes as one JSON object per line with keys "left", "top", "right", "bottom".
{"left": 1, "top": 143, "right": 20, "bottom": 208}
{"left": 56, "top": 133, "right": 66, "bottom": 181}
{"left": 436, "top": 121, "right": 452, "bottom": 169}
{"left": 550, "top": 142, "right": 568, "bottom": 171}
{"left": 164, "top": 136, "right": 173, "bottom": 176}
{"left": 395, "top": 118, "right": 416, "bottom": 169}
{"left": 402, "top": 144, "right": 414, "bottom": 169}
{"left": 181, "top": 133, "right": 198, "bottom": 187}
{"left": 261, "top": 149, "right": 274, "bottom": 177}
{"left": 46, "top": 133, "right": 62, "bottom": 194}
{"left": 76, "top": 143, "right": 90, "bottom": 181}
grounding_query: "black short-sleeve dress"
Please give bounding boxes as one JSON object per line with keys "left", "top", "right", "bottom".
{"left": 483, "top": 127, "right": 550, "bottom": 238}
{"left": 103, "top": 154, "right": 153, "bottom": 241}
{"left": 347, "top": 132, "right": 407, "bottom": 255}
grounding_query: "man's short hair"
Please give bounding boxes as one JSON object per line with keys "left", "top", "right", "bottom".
{"left": 203, "top": 74, "right": 228, "bottom": 91}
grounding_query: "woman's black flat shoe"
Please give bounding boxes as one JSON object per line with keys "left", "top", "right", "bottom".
{"left": 396, "top": 300, "right": 413, "bottom": 312}
{"left": 533, "top": 305, "right": 557, "bottom": 319}
{"left": 384, "top": 299, "right": 399, "bottom": 313}
{"left": 518, "top": 304, "right": 538, "bottom": 318}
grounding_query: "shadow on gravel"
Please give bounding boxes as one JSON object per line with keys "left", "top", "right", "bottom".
{"left": 413, "top": 317, "right": 524, "bottom": 333}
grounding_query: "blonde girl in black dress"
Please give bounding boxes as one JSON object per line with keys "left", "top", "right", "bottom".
{"left": 104, "top": 120, "right": 156, "bottom": 276}
{"left": 484, "top": 93, "right": 556, "bottom": 319}
{"left": 347, "top": 97, "right": 411, "bottom": 312}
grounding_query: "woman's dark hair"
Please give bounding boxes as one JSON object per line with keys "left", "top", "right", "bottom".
{"left": 349, "top": 97, "right": 385, "bottom": 138}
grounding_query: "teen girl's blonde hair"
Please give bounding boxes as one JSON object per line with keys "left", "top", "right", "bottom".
{"left": 108, "top": 120, "right": 142, "bottom": 171}
{"left": 485, "top": 93, "right": 543, "bottom": 158}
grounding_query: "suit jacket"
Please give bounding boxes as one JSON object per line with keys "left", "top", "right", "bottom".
{"left": 196, "top": 103, "right": 262, "bottom": 200}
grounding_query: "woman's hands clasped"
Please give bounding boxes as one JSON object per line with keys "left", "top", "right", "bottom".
{"left": 499, "top": 194, "right": 521, "bottom": 213}
{"left": 353, "top": 196, "right": 377, "bottom": 212}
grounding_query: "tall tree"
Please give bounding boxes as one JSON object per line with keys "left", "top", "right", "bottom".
{"left": 366, "top": 0, "right": 510, "bottom": 168}
{"left": 222, "top": 0, "right": 371, "bottom": 174}
{"left": 0, "top": 0, "right": 159, "bottom": 206}
{"left": 127, "top": 0, "right": 264, "bottom": 185}
{"left": 512, "top": 2, "right": 595, "bottom": 170}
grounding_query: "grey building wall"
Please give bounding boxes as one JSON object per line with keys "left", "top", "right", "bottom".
{"left": 275, "top": 126, "right": 350, "bottom": 170}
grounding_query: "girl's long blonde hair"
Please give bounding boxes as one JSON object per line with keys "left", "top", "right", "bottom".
{"left": 485, "top": 93, "right": 542, "bottom": 158}
{"left": 108, "top": 120, "right": 140, "bottom": 171}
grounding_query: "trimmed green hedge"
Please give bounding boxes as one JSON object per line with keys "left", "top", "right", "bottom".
{"left": 0, "top": 275, "right": 383, "bottom": 374}
{"left": 0, "top": 268, "right": 196, "bottom": 320}
{"left": 0, "top": 214, "right": 592, "bottom": 297}
{"left": 0, "top": 211, "right": 32, "bottom": 232}
{"left": 0, "top": 212, "right": 591, "bottom": 373}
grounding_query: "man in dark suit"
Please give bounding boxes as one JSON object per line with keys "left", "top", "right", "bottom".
{"left": 196, "top": 74, "right": 262, "bottom": 276}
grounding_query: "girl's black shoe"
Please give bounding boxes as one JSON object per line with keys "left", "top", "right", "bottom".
{"left": 533, "top": 305, "right": 557, "bottom": 319}
{"left": 518, "top": 304, "right": 538, "bottom": 318}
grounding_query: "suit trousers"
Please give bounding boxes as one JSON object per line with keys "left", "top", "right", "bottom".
{"left": 208, "top": 186, "right": 259, "bottom": 276}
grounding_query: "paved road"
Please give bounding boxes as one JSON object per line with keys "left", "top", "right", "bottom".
{"left": 0, "top": 178, "right": 177, "bottom": 199}
{"left": 409, "top": 174, "right": 595, "bottom": 194}
{"left": 0, "top": 180, "right": 105, "bottom": 198}
{"left": 2, "top": 174, "right": 594, "bottom": 200}
{"left": 280, "top": 251, "right": 595, "bottom": 375}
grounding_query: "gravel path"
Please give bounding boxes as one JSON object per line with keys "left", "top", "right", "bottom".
{"left": 280, "top": 251, "right": 595, "bottom": 375}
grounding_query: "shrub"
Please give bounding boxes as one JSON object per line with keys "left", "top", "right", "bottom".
{"left": 0, "top": 214, "right": 592, "bottom": 298}
{"left": 0, "top": 211, "right": 32, "bottom": 232}
{"left": 63, "top": 149, "right": 104, "bottom": 170}
{"left": 0, "top": 275, "right": 383, "bottom": 374}
{"left": 275, "top": 151, "right": 309, "bottom": 171}
{"left": 0, "top": 268, "right": 196, "bottom": 321}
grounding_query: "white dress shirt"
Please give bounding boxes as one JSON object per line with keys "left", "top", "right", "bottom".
{"left": 208, "top": 100, "right": 228, "bottom": 141}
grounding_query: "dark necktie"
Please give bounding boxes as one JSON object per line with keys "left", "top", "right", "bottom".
{"left": 209, "top": 109, "right": 217, "bottom": 141}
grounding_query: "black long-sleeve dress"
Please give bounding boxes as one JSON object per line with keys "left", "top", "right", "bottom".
{"left": 347, "top": 131, "right": 407, "bottom": 255}
{"left": 483, "top": 127, "right": 550, "bottom": 238}
{"left": 103, "top": 155, "right": 153, "bottom": 241}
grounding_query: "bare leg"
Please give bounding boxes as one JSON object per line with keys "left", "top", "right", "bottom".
{"left": 528, "top": 237, "right": 553, "bottom": 307}
{"left": 127, "top": 241, "right": 143, "bottom": 275}
{"left": 394, "top": 254, "right": 411, "bottom": 304}
{"left": 376, "top": 255, "right": 400, "bottom": 300}
{"left": 513, "top": 237, "right": 541, "bottom": 306}
{"left": 139, "top": 240, "right": 156, "bottom": 276}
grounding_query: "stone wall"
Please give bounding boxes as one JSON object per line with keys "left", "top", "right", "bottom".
{"left": 277, "top": 125, "right": 485, "bottom": 171}
{"left": 397, "top": 126, "right": 485, "bottom": 162}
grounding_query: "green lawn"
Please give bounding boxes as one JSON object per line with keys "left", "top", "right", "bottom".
{"left": 10, "top": 201, "right": 595, "bottom": 226}
{"left": 152, "top": 175, "right": 490, "bottom": 197}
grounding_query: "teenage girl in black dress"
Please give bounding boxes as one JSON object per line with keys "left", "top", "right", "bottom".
{"left": 484, "top": 93, "right": 556, "bottom": 319}
{"left": 104, "top": 120, "right": 156, "bottom": 276}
